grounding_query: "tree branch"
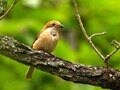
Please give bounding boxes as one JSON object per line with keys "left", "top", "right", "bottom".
{"left": 72, "top": 0, "right": 105, "bottom": 60}
{"left": 0, "top": 35, "right": 120, "bottom": 89}
{"left": 72, "top": 0, "right": 120, "bottom": 74}
{"left": 89, "top": 32, "right": 106, "bottom": 39}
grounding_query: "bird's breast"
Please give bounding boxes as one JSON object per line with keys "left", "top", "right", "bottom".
{"left": 33, "top": 29, "right": 59, "bottom": 52}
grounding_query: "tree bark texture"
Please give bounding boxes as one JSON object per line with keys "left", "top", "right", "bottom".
{"left": 0, "top": 35, "right": 120, "bottom": 89}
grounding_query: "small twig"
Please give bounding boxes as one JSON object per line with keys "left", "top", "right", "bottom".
{"left": 72, "top": 0, "right": 105, "bottom": 60}
{"left": 105, "top": 40, "right": 120, "bottom": 62}
{"left": 72, "top": 0, "right": 120, "bottom": 62}
{"left": 114, "top": 40, "right": 120, "bottom": 45}
{"left": 111, "top": 40, "right": 120, "bottom": 48}
{"left": 72, "top": 0, "right": 120, "bottom": 80}
{"left": 105, "top": 49, "right": 119, "bottom": 62}
{"left": 0, "top": 0, "right": 18, "bottom": 20}
{"left": 89, "top": 32, "right": 106, "bottom": 39}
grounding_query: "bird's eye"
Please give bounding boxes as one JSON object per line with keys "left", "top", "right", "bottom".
{"left": 52, "top": 23, "right": 55, "bottom": 26}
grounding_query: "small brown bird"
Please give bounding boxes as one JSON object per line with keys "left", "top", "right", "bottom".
{"left": 25, "top": 20, "right": 63, "bottom": 79}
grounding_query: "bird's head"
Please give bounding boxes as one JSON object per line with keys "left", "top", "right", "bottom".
{"left": 43, "top": 20, "right": 63, "bottom": 30}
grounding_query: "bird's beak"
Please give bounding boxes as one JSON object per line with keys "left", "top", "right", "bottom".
{"left": 60, "top": 24, "right": 64, "bottom": 28}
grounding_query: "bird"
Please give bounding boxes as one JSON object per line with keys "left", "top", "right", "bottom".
{"left": 25, "top": 20, "right": 63, "bottom": 79}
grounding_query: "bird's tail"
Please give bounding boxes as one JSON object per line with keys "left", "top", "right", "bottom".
{"left": 25, "top": 66, "right": 35, "bottom": 79}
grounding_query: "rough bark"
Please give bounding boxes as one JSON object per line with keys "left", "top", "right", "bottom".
{"left": 0, "top": 35, "right": 120, "bottom": 89}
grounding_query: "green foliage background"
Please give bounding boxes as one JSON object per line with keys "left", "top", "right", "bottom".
{"left": 0, "top": 0, "right": 120, "bottom": 90}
